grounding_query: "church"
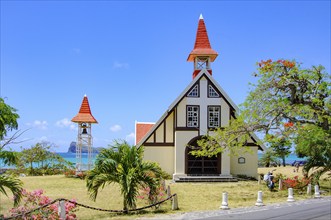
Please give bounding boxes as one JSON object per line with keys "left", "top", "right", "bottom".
{"left": 135, "top": 15, "right": 266, "bottom": 182}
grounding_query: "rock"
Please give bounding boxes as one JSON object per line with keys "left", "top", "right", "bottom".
{"left": 67, "top": 141, "right": 103, "bottom": 153}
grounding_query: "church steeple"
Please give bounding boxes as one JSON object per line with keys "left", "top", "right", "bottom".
{"left": 71, "top": 95, "right": 98, "bottom": 173}
{"left": 188, "top": 14, "right": 218, "bottom": 79}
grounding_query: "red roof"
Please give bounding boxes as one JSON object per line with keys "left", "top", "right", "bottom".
{"left": 135, "top": 122, "right": 154, "bottom": 145}
{"left": 71, "top": 95, "right": 98, "bottom": 123}
{"left": 187, "top": 15, "right": 218, "bottom": 62}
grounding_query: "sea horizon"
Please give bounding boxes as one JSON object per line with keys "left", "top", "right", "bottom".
{"left": 1, "top": 152, "right": 306, "bottom": 169}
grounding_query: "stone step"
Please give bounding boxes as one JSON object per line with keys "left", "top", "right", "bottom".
{"left": 175, "top": 177, "right": 238, "bottom": 183}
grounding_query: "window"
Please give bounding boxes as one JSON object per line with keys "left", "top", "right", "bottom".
{"left": 187, "top": 106, "right": 199, "bottom": 127}
{"left": 187, "top": 84, "right": 199, "bottom": 97}
{"left": 208, "top": 85, "right": 219, "bottom": 97}
{"left": 208, "top": 106, "right": 220, "bottom": 128}
{"left": 238, "top": 157, "right": 245, "bottom": 164}
{"left": 195, "top": 57, "right": 210, "bottom": 70}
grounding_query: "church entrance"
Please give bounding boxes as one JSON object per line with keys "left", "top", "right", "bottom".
{"left": 185, "top": 136, "right": 221, "bottom": 176}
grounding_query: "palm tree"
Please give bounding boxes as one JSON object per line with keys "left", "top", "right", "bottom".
{"left": 0, "top": 150, "right": 23, "bottom": 206}
{"left": 86, "top": 141, "right": 162, "bottom": 212}
{"left": 259, "top": 148, "right": 278, "bottom": 167}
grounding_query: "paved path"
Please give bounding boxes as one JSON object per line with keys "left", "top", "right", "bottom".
{"left": 139, "top": 196, "right": 331, "bottom": 220}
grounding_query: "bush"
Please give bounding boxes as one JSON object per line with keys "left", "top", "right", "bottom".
{"left": 282, "top": 175, "right": 310, "bottom": 190}
{"left": 8, "top": 189, "right": 78, "bottom": 219}
{"left": 64, "top": 169, "right": 76, "bottom": 178}
{"left": 138, "top": 181, "right": 167, "bottom": 209}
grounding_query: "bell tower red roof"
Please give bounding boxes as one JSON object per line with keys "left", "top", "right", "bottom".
{"left": 71, "top": 95, "right": 98, "bottom": 123}
{"left": 187, "top": 14, "right": 218, "bottom": 62}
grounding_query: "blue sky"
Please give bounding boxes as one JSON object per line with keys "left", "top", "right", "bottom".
{"left": 1, "top": 1, "right": 330, "bottom": 152}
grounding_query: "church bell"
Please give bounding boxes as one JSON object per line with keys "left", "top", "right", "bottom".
{"left": 81, "top": 123, "right": 88, "bottom": 134}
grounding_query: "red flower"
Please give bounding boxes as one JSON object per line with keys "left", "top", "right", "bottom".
{"left": 284, "top": 122, "right": 294, "bottom": 127}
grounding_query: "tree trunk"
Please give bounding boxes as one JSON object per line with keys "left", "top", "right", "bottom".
{"left": 282, "top": 156, "right": 286, "bottom": 167}
{"left": 123, "top": 198, "right": 128, "bottom": 213}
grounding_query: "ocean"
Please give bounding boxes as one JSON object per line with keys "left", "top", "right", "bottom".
{"left": 58, "top": 153, "right": 304, "bottom": 165}
{"left": 0, "top": 153, "right": 98, "bottom": 169}
{"left": 258, "top": 153, "right": 306, "bottom": 165}
{"left": 56, "top": 152, "right": 99, "bottom": 164}
{"left": 1, "top": 152, "right": 305, "bottom": 169}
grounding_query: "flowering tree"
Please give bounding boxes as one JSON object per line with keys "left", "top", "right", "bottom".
{"left": 195, "top": 59, "right": 330, "bottom": 181}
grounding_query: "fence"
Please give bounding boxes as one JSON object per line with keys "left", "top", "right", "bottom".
{"left": 3, "top": 191, "right": 178, "bottom": 219}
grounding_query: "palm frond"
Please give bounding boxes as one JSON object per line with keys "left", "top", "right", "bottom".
{"left": 0, "top": 175, "right": 23, "bottom": 206}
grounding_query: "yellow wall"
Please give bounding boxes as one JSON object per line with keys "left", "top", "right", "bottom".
{"left": 220, "top": 99, "right": 230, "bottom": 127}
{"left": 143, "top": 146, "right": 174, "bottom": 175}
{"left": 155, "top": 123, "right": 164, "bottom": 142}
{"left": 146, "top": 134, "right": 154, "bottom": 143}
{"left": 165, "top": 112, "right": 174, "bottom": 143}
{"left": 176, "top": 97, "right": 187, "bottom": 127}
{"left": 230, "top": 147, "right": 259, "bottom": 178}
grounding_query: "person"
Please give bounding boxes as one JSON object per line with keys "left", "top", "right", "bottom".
{"left": 263, "top": 172, "right": 275, "bottom": 190}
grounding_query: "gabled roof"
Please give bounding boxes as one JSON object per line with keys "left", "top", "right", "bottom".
{"left": 135, "top": 121, "right": 155, "bottom": 145}
{"left": 71, "top": 95, "right": 98, "bottom": 123}
{"left": 187, "top": 14, "right": 218, "bottom": 62}
{"left": 137, "top": 69, "right": 266, "bottom": 151}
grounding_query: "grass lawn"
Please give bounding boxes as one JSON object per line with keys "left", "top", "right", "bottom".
{"left": 0, "top": 167, "right": 330, "bottom": 219}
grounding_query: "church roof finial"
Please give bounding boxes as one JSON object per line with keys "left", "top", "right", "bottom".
{"left": 199, "top": 14, "right": 203, "bottom": 20}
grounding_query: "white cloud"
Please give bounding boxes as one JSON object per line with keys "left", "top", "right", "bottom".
{"left": 55, "top": 118, "right": 76, "bottom": 130}
{"left": 125, "top": 132, "right": 135, "bottom": 145}
{"left": 110, "top": 124, "right": 122, "bottom": 132}
{"left": 113, "top": 61, "right": 129, "bottom": 69}
{"left": 27, "top": 120, "right": 48, "bottom": 130}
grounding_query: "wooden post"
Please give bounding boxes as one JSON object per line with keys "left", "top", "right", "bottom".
{"left": 258, "top": 174, "right": 261, "bottom": 185}
{"left": 279, "top": 179, "right": 283, "bottom": 190}
{"left": 58, "top": 200, "right": 65, "bottom": 219}
{"left": 167, "top": 185, "right": 171, "bottom": 198}
{"left": 172, "top": 194, "right": 179, "bottom": 210}
{"left": 162, "top": 180, "right": 167, "bottom": 191}
{"left": 307, "top": 183, "right": 312, "bottom": 195}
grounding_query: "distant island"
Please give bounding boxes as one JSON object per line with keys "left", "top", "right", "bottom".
{"left": 67, "top": 141, "right": 103, "bottom": 153}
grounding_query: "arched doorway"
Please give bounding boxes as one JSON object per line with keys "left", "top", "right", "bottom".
{"left": 185, "top": 136, "right": 221, "bottom": 176}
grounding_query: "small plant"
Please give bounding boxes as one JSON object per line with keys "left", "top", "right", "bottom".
{"left": 138, "top": 182, "right": 167, "bottom": 209}
{"left": 76, "top": 172, "right": 87, "bottom": 180}
{"left": 64, "top": 169, "right": 76, "bottom": 177}
{"left": 9, "top": 189, "right": 78, "bottom": 219}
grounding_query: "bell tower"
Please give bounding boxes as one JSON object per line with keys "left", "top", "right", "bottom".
{"left": 187, "top": 14, "right": 218, "bottom": 79}
{"left": 71, "top": 95, "right": 98, "bottom": 173}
